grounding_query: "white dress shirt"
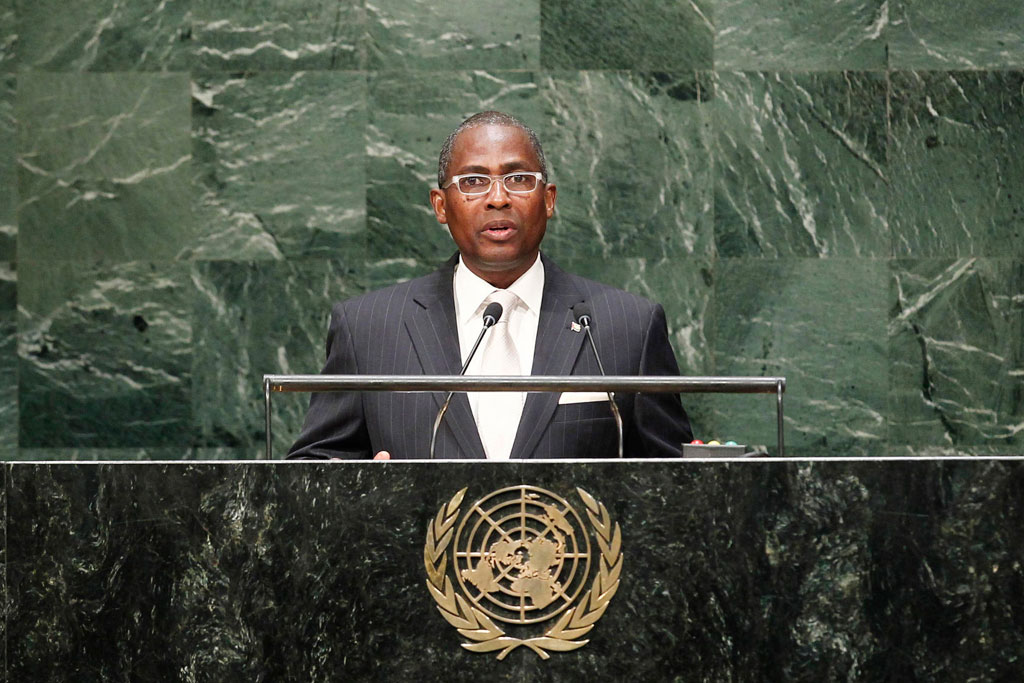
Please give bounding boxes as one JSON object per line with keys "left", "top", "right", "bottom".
{"left": 453, "top": 254, "right": 545, "bottom": 453}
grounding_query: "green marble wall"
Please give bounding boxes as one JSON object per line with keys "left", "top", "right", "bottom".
{"left": 0, "top": 1, "right": 1021, "bottom": 458}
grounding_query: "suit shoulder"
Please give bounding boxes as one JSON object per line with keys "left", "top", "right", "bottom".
{"left": 332, "top": 270, "right": 439, "bottom": 318}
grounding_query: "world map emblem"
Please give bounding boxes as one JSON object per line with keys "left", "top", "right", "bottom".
{"left": 424, "top": 485, "right": 623, "bottom": 659}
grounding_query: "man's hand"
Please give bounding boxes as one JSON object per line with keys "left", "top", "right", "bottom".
{"left": 373, "top": 451, "right": 391, "bottom": 460}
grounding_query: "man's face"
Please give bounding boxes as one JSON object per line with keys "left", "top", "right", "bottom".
{"left": 430, "top": 124, "right": 556, "bottom": 289}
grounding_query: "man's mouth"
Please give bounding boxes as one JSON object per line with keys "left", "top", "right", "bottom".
{"left": 481, "top": 221, "right": 517, "bottom": 239}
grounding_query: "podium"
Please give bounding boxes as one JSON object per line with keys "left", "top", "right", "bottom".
{"left": 5, "top": 458, "right": 1022, "bottom": 679}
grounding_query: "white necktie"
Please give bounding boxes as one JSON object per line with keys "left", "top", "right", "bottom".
{"left": 476, "top": 289, "right": 523, "bottom": 460}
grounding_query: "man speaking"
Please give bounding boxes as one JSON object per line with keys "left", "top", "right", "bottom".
{"left": 287, "top": 111, "right": 692, "bottom": 460}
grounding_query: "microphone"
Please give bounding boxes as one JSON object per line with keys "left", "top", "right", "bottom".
{"left": 574, "top": 304, "right": 624, "bottom": 458}
{"left": 429, "top": 302, "right": 503, "bottom": 459}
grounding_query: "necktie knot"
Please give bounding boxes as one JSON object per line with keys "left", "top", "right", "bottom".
{"left": 484, "top": 289, "right": 520, "bottom": 325}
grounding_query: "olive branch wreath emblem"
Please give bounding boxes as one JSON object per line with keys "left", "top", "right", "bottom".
{"left": 423, "top": 487, "right": 623, "bottom": 660}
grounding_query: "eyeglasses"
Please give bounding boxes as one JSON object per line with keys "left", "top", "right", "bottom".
{"left": 442, "top": 171, "right": 544, "bottom": 195}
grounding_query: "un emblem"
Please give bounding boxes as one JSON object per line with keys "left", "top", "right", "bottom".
{"left": 424, "top": 486, "right": 623, "bottom": 660}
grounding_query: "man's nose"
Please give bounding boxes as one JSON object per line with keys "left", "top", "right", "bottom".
{"left": 485, "top": 178, "right": 511, "bottom": 209}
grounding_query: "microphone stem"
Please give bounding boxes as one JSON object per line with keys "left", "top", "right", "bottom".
{"left": 460, "top": 321, "right": 492, "bottom": 375}
{"left": 582, "top": 325, "right": 624, "bottom": 459}
{"left": 428, "top": 395, "right": 453, "bottom": 460}
{"left": 429, "top": 321, "right": 493, "bottom": 459}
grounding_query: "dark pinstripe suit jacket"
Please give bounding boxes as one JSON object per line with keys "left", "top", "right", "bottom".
{"left": 286, "top": 254, "right": 692, "bottom": 459}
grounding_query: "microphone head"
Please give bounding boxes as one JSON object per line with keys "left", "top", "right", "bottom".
{"left": 574, "top": 303, "right": 593, "bottom": 328}
{"left": 482, "top": 301, "right": 503, "bottom": 327}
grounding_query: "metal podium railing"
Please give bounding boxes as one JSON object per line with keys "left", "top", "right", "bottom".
{"left": 262, "top": 375, "right": 787, "bottom": 460}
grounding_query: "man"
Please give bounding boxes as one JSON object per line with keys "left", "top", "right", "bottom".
{"left": 287, "top": 111, "right": 692, "bottom": 460}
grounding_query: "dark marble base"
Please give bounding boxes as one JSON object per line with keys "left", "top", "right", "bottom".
{"left": 3, "top": 459, "right": 1023, "bottom": 681}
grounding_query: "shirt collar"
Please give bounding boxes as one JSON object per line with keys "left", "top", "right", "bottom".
{"left": 454, "top": 253, "right": 545, "bottom": 326}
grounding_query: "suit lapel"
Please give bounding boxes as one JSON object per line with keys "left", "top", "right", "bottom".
{"left": 510, "top": 257, "right": 586, "bottom": 460}
{"left": 404, "top": 255, "right": 486, "bottom": 459}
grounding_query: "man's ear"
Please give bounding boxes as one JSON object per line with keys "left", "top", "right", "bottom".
{"left": 429, "top": 188, "right": 448, "bottom": 224}
{"left": 544, "top": 183, "right": 557, "bottom": 218}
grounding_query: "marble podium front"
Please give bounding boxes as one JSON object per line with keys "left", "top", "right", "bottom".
{"left": 3, "top": 459, "right": 1022, "bottom": 681}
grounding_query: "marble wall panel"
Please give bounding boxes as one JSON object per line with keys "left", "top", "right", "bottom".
{"left": 190, "top": 71, "right": 367, "bottom": 261}
{"left": 192, "top": 0, "right": 364, "bottom": 71}
{"left": 190, "top": 259, "right": 362, "bottom": 455}
{"left": 540, "top": 0, "right": 712, "bottom": 70}
{"left": 889, "top": 0, "right": 1024, "bottom": 69}
{"left": 714, "top": 0, "right": 888, "bottom": 70}
{"left": 366, "top": 0, "right": 539, "bottom": 70}
{"left": 18, "top": 261, "right": 193, "bottom": 448}
{"left": 15, "top": 0, "right": 190, "bottom": 71}
{"left": 367, "top": 71, "right": 541, "bottom": 265}
{"left": 713, "top": 71, "right": 889, "bottom": 258}
{"left": 0, "top": 74, "right": 13, "bottom": 259}
{"left": 889, "top": 71, "right": 1024, "bottom": 258}
{"left": 0, "top": 1, "right": 1020, "bottom": 459}
{"left": 0, "top": 263, "right": 15, "bottom": 450}
{"left": 11, "top": 448, "right": 249, "bottom": 461}
{"left": 0, "top": 0, "right": 15, "bottom": 71}
{"left": 712, "top": 258, "right": 888, "bottom": 455}
{"left": 538, "top": 72, "right": 712, "bottom": 261}
{"left": 363, "top": 256, "right": 440, "bottom": 291}
{"left": 886, "top": 444, "right": 1018, "bottom": 456}
{"left": 890, "top": 258, "right": 1023, "bottom": 449}
{"left": 16, "top": 72, "right": 193, "bottom": 263}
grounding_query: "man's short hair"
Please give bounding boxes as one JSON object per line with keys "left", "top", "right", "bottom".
{"left": 437, "top": 111, "right": 548, "bottom": 188}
